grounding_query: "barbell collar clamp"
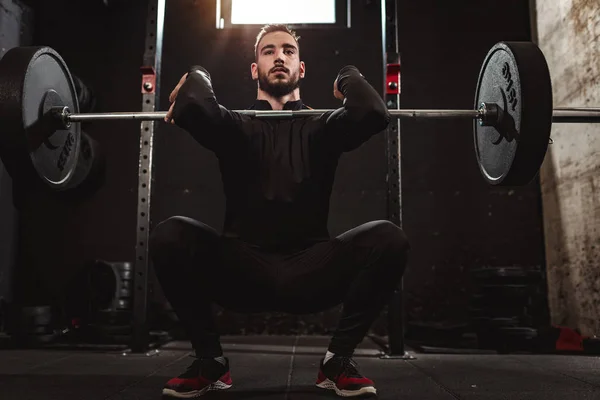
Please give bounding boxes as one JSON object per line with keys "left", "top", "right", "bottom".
{"left": 49, "top": 106, "right": 72, "bottom": 129}
{"left": 478, "top": 102, "right": 499, "bottom": 127}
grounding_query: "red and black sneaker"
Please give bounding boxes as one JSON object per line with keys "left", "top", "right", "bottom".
{"left": 162, "top": 356, "right": 232, "bottom": 398}
{"left": 316, "top": 356, "right": 377, "bottom": 397}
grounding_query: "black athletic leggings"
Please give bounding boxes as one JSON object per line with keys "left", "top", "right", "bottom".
{"left": 149, "top": 217, "right": 410, "bottom": 358}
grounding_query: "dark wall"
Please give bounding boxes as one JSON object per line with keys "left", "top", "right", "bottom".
{"left": 10, "top": 0, "right": 545, "bottom": 337}
{"left": 0, "top": 0, "right": 33, "bottom": 313}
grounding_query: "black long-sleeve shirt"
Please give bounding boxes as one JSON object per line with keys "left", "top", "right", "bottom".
{"left": 171, "top": 66, "right": 390, "bottom": 248}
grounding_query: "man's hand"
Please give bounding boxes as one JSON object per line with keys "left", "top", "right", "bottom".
{"left": 333, "top": 78, "right": 345, "bottom": 101}
{"left": 165, "top": 73, "right": 188, "bottom": 124}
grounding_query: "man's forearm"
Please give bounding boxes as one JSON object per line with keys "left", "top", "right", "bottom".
{"left": 170, "top": 66, "right": 243, "bottom": 153}
{"left": 172, "top": 67, "right": 224, "bottom": 132}
{"left": 336, "top": 65, "right": 390, "bottom": 131}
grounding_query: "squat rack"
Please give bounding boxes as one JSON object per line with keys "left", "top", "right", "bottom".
{"left": 381, "top": 0, "right": 411, "bottom": 359}
{"left": 131, "top": 0, "right": 165, "bottom": 353}
{"left": 129, "top": 0, "right": 408, "bottom": 357}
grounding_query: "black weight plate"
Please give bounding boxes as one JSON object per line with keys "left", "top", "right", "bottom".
{"left": 72, "top": 74, "right": 96, "bottom": 113}
{"left": 474, "top": 42, "right": 552, "bottom": 186}
{"left": 63, "top": 131, "right": 105, "bottom": 192}
{"left": 0, "top": 46, "right": 80, "bottom": 189}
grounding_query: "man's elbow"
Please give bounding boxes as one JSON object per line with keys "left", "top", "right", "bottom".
{"left": 362, "top": 103, "right": 391, "bottom": 133}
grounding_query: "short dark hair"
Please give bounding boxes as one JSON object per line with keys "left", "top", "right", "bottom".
{"left": 254, "top": 24, "right": 300, "bottom": 59}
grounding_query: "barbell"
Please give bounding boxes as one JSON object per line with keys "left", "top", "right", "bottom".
{"left": 0, "top": 42, "right": 598, "bottom": 191}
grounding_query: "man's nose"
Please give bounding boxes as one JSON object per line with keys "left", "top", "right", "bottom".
{"left": 275, "top": 50, "right": 286, "bottom": 61}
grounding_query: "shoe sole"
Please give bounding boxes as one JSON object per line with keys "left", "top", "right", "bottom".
{"left": 316, "top": 379, "right": 377, "bottom": 397}
{"left": 162, "top": 380, "right": 232, "bottom": 398}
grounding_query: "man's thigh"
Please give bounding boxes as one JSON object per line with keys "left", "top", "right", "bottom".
{"left": 209, "top": 238, "right": 285, "bottom": 313}
{"left": 274, "top": 221, "right": 391, "bottom": 314}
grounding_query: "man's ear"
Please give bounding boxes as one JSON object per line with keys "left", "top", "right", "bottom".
{"left": 251, "top": 62, "right": 258, "bottom": 80}
{"left": 299, "top": 61, "right": 306, "bottom": 79}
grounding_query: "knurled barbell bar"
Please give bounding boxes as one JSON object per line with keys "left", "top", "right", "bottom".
{"left": 43, "top": 105, "right": 600, "bottom": 124}
{"left": 0, "top": 42, "right": 598, "bottom": 191}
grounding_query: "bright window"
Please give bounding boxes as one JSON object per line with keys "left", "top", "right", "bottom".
{"left": 230, "top": 0, "right": 336, "bottom": 25}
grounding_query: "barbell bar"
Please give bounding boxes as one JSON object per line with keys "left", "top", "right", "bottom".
{"left": 56, "top": 106, "right": 600, "bottom": 124}
{"left": 64, "top": 108, "right": 484, "bottom": 122}
{"left": 551, "top": 108, "right": 600, "bottom": 123}
{"left": 0, "top": 41, "right": 599, "bottom": 192}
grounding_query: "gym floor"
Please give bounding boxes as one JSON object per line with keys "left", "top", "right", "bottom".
{"left": 1, "top": 335, "right": 599, "bottom": 399}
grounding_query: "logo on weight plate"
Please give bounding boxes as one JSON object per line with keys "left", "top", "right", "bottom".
{"left": 56, "top": 131, "right": 75, "bottom": 172}
{"left": 502, "top": 62, "right": 518, "bottom": 112}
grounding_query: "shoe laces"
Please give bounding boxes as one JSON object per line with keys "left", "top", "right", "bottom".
{"left": 335, "top": 356, "right": 363, "bottom": 378}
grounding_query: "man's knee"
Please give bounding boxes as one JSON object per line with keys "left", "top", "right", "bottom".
{"left": 149, "top": 216, "right": 217, "bottom": 254}
{"left": 149, "top": 216, "right": 190, "bottom": 250}
{"left": 383, "top": 221, "right": 410, "bottom": 254}
{"left": 359, "top": 220, "right": 410, "bottom": 253}
{"left": 365, "top": 221, "right": 409, "bottom": 287}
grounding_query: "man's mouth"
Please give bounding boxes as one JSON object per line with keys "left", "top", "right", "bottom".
{"left": 271, "top": 67, "right": 288, "bottom": 74}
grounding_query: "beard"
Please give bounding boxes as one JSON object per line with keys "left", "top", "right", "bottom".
{"left": 258, "top": 67, "right": 301, "bottom": 97}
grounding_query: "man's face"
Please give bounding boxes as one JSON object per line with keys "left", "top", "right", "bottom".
{"left": 251, "top": 31, "right": 305, "bottom": 97}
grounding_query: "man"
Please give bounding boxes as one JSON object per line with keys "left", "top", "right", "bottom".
{"left": 150, "top": 24, "right": 410, "bottom": 398}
